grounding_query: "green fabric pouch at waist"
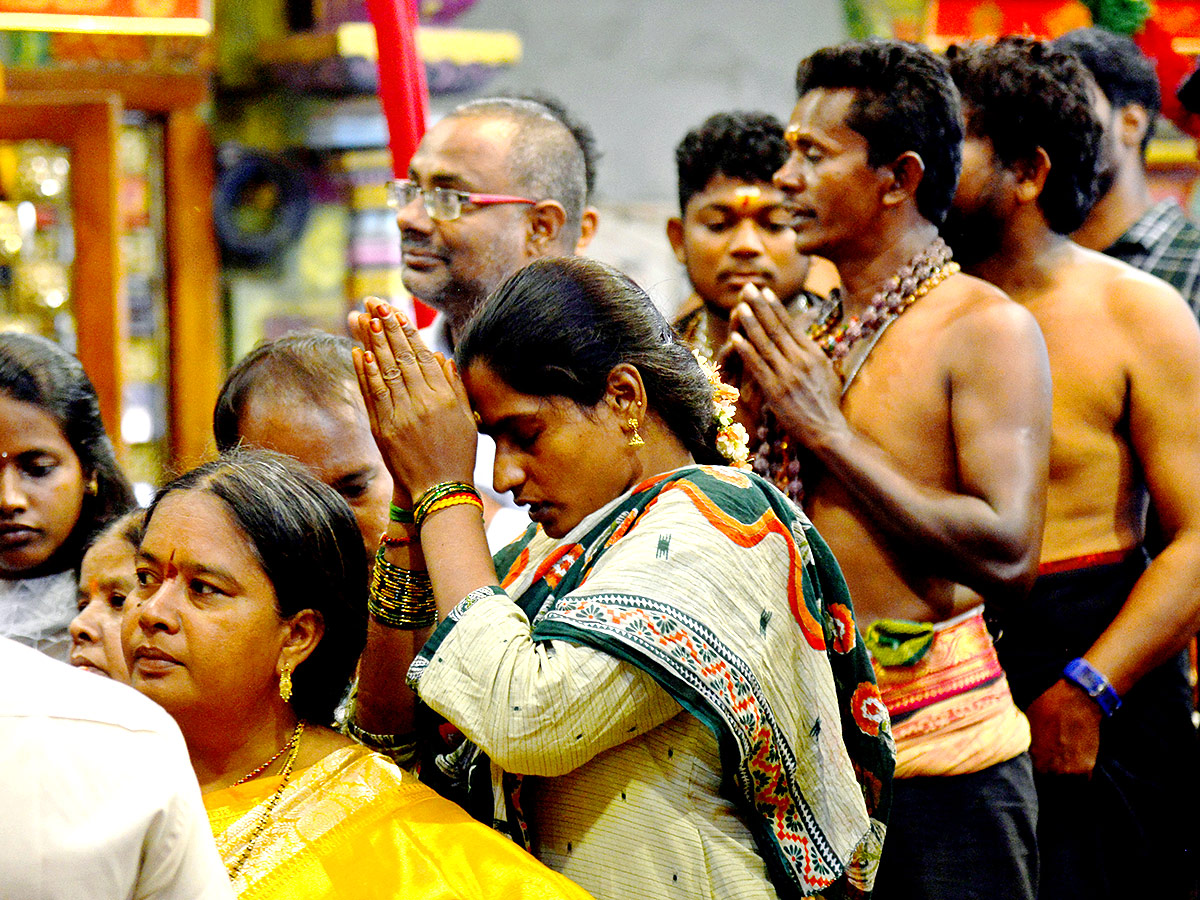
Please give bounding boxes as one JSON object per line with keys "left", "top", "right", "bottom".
{"left": 864, "top": 618, "right": 935, "bottom": 667}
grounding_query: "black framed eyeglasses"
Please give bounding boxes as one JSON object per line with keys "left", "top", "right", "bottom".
{"left": 387, "top": 179, "right": 537, "bottom": 221}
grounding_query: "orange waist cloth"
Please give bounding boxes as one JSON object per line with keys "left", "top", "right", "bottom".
{"left": 1038, "top": 547, "right": 1134, "bottom": 576}
{"left": 871, "top": 609, "right": 1030, "bottom": 778}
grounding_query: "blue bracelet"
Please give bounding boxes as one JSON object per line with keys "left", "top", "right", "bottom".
{"left": 1062, "top": 657, "right": 1122, "bottom": 716}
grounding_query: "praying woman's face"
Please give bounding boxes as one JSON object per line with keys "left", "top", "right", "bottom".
{"left": 465, "top": 361, "right": 641, "bottom": 539}
{"left": 70, "top": 530, "right": 135, "bottom": 682}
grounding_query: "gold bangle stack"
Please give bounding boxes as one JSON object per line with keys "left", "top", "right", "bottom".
{"left": 369, "top": 547, "right": 437, "bottom": 629}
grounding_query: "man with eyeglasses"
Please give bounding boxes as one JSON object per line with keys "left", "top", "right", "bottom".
{"left": 390, "top": 96, "right": 594, "bottom": 345}
{"left": 347, "top": 94, "right": 597, "bottom": 797}
{"left": 386, "top": 96, "right": 596, "bottom": 548}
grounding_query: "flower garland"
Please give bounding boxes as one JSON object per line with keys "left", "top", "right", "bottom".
{"left": 693, "top": 350, "right": 751, "bottom": 470}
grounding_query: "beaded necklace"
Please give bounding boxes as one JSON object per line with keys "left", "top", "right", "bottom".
{"left": 807, "top": 237, "right": 957, "bottom": 368}
{"left": 756, "top": 238, "right": 960, "bottom": 503}
{"left": 225, "top": 720, "right": 306, "bottom": 882}
{"left": 230, "top": 721, "right": 303, "bottom": 787}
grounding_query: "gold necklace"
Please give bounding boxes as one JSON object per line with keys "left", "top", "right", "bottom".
{"left": 225, "top": 721, "right": 305, "bottom": 882}
{"left": 231, "top": 721, "right": 303, "bottom": 787}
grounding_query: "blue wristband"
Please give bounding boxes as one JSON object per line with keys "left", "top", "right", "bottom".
{"left": 1062, "top": 657, "right": 1122, "bottom": 716}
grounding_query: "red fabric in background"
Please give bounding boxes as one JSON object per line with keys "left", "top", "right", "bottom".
{"left": 365, "top": 0, "right": 436, "bottom": 327}
{"left": 1135, "top": 19, "right": 1200, "bottom": 140}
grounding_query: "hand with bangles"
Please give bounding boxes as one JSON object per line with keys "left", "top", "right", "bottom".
{"left": 348, "top": 298, "right": 479, "bottom": 505}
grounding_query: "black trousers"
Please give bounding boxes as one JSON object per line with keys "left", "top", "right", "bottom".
{"left": 873, "top": 753, "right": 1039, "bottom": 900}
{"left": 996, "top": 551, "right": 1200, "bottom": 900}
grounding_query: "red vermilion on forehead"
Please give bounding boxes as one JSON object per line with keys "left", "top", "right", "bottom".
{"left": 732, "top": 186, "right": 764, "bottom": 213}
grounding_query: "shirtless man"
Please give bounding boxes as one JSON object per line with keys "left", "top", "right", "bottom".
{"left": 945, "top": 37, "right": 1200, "bottom": 899}
{"left": 728, "top": 40, "right": 1052, "bottom": 900}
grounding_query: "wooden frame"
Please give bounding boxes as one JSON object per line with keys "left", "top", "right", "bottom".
{"left": 0, "top": 91, "right": 123, "bottom": 446}
{"left": 163, "top": 108, "right": 221, "bottom": 468}
{"left": 4, "top": 71, "right": 222, "bottom": 471}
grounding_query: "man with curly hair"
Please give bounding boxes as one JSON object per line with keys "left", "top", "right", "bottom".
{"left": 668, "top": 111, "right": 832, "bottom": 365}
{"left": 1054, "top": 27, "right": 1200, "bottom": 317}
{"left": 728, "top": 40, "right": 1052, "bottom": 900}
{"left": 946, "top": 36, "right": 1200, "bottom": 900}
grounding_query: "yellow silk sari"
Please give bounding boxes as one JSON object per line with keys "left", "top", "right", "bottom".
{"left": 204, "top": 743, "right": 593, "bottom": 899}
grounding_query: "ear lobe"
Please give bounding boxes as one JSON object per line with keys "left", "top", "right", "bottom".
{"left": 666, "top": 217, "right": 687, "bottom": 265}
{"left": 880, "top": 151, "right": 925, "bottom": 208}
{"left": 528, "top": 200, "right": 568, "bottom": 253}
{"left": 574, "top": 207, "right": 600, "bottom": 254}
{"left": 1120, "top": 104, "right": 1150, "bottom": 150}
{"left": 604, "top": 363, "right": 648, "bottom": 420}
{"left": 279, "top": 609, "right": 324, "bottom": 673}
{"left": 1012, "top": 147, "right": 1051, "bottom": 204}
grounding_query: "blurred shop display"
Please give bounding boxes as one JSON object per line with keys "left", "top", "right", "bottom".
{"left": 0, "top": 9, "right": 222, "bottom": 476}
{"left": 215, "top": 0, "right": 520, "bottom": 354}
{"left": 0, "top": 141, "right": 74, "bottom": 346}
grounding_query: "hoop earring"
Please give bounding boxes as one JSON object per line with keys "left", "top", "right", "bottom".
{"left": 626, "top": 417, "right": 645, "bottom": 448}
{"left": 279, "top": 663, "right": 293, "bottom": 702}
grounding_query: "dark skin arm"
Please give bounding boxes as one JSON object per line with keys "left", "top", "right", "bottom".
{"left": 1028, "top": 279, "right": 1200, "bottom": 775}
{"left": 727, "top": 285, "right": 1052, "bottom": 609}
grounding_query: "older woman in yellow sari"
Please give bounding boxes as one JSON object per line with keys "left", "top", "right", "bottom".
{"left": 122, "top": 448, "right": 591, "bottom": 900}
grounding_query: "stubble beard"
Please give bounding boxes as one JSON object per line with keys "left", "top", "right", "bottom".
{"left": 401, "top": 266, "right": 490, "bottom": 336}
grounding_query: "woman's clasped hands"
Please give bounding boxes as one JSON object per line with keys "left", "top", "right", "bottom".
{"left": 348, "top": 298, "right": 478, "bottom": 503}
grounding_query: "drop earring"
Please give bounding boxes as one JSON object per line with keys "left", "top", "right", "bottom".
{"left": 279, "top": 663, "right": 293, "bottom": 702}
{"left": 626, "top": 417, "right": 645, "bottom": 448}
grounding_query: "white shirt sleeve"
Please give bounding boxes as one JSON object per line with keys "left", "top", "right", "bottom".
{"left": 133, "top": 725, "right": 234, "bottom": 900}
{"left": 0, "top": 640, "right": 233, "bottom": 900}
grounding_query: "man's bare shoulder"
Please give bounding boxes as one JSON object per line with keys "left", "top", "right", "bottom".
{"left": 1048, "top": 245, "right": 1199, "bottom": 353}
{"left": 923, "top": 270, "right": 1043, "bottom": 347}
{"left": 1067, "top": 244, "right": 1188, "bottom": 317}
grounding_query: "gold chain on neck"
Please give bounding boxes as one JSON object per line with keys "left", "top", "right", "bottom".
{"left": 225, "top": 721, "right": 306, "bottom": 882}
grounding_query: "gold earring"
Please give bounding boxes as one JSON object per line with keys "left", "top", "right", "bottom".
{"left": 279, "top": 663, "right": 293, "bottom": 702}
{"left": 85, "top": 474, "right": 98, "bottom": 496}
{"left": 626, "top": 417, "right": 645, "bottom": 448}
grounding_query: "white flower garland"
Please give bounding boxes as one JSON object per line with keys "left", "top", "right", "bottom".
{"left": 693, "top": 350, "right": 751, "bottom": 470}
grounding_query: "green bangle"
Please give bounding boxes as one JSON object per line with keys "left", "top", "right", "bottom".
{"left": 389, "top": 503, "right": 415, "bottom": 524}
